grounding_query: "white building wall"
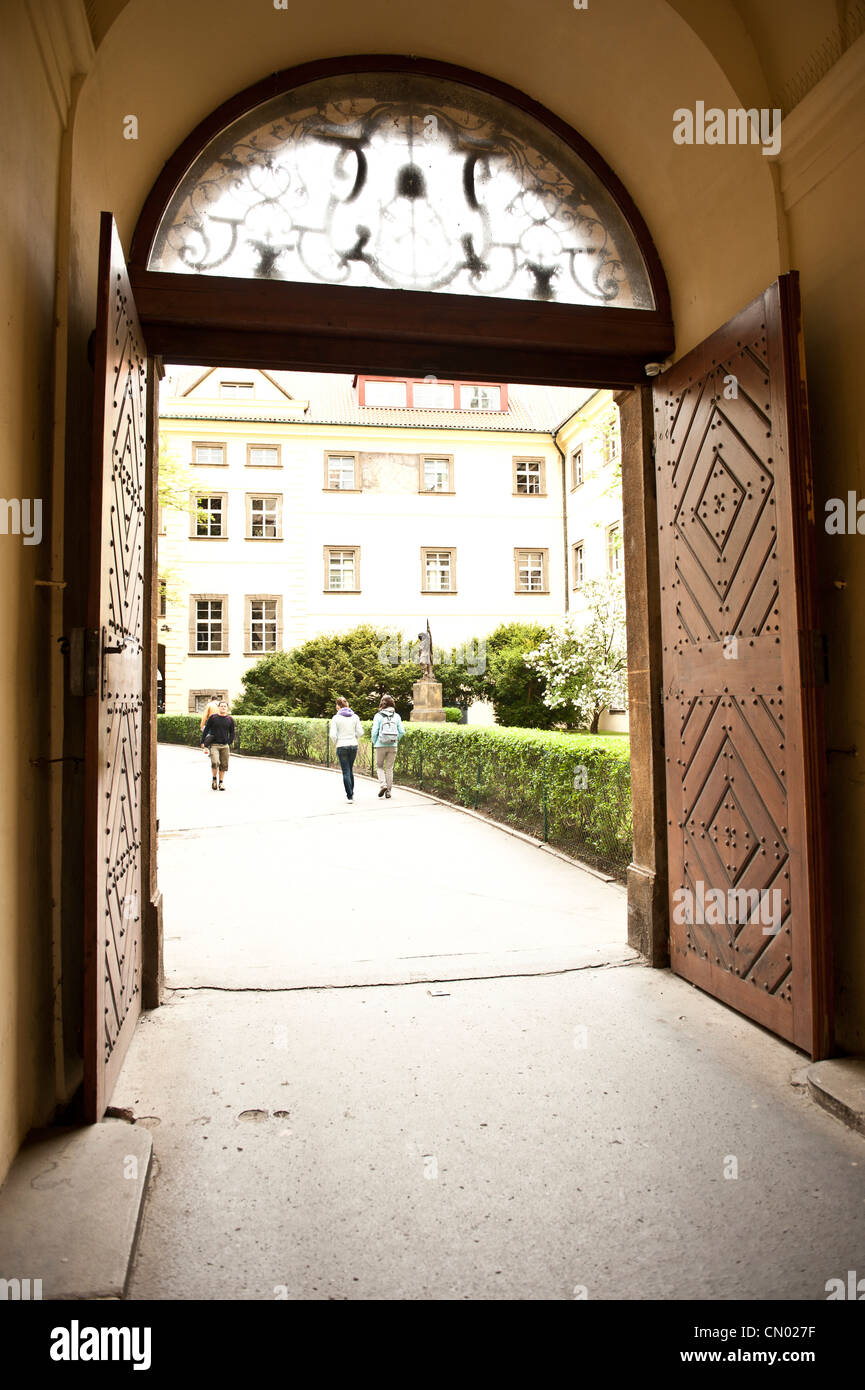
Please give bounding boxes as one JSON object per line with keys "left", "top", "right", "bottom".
{"left": 558, "top": 391, "right": 629, "bottom": 734}
{"left": 158, "top": 371, "right": 570, "bottom": 713}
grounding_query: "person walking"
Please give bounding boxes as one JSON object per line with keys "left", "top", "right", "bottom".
{"left": 329, "top": 696, "right": 364, "bottom": 803}
{"left": 200, "top": 699, "right": 235, "bottom": 791}
{"left": 371, "top": 694, "right": 404, "bottom": 799}
{"left": 199, "top": 695, "right": 221, "bottom": 732}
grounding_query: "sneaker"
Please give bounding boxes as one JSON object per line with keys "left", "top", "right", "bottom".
{"left": 385, "top": 791, "right": 391, "bottom": 799}
{"left": 378, "top": 787, "right": 386, "bottom": 798}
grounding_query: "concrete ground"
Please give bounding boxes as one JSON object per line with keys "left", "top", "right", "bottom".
{"left": 111, "top": 746, "right": 865, "bottom": 1300}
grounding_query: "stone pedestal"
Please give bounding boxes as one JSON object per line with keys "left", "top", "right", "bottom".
{"left": 410, "top": 678, "right": 446, "bottom": 722}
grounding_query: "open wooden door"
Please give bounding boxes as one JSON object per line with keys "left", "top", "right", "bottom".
{"left": 653, "top": 273, "right": 831, "bottom": 1058}
{"left": 84, "top": 214, "right": 149, "bottom": 1120}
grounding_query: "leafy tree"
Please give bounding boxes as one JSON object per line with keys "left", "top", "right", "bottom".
{"left": 481, "top": 621, "right": 556, "bottom": 728}
{"left": 524, "top": 579, "right": 627, "bottom": 733}
{"left": 233, "top": 625, "right": 485, "bottom": 719}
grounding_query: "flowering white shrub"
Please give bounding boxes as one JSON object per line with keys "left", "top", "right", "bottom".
{"left": 523, "top": 579, "right": 627, "bottom": 732}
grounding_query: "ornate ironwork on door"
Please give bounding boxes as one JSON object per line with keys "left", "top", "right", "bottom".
{"left": 146, "top": 70, "right": 655, "bottom": 308}
{"left": 84, "top": 214, "right": 148, "bottom": 1119}
{"left": 653, "top": 276, "right": 830, "bottom": 1056}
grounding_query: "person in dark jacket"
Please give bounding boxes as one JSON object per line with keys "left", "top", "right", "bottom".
{"left": 201, "top": 700, "right": 236, "bottom": 791}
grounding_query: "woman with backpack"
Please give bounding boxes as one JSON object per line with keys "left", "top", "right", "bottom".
{"left": 329, "top": 696, "right": 364, "bottom": 803}
{"left": 371, "top": 694, "right": 404, "bottom": 799}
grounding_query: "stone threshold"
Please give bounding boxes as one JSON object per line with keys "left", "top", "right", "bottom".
{"left": 0, "top": 1120, "right": 152, "bottom": 1299}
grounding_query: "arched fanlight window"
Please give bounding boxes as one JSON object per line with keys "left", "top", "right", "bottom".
{"left": 147, "top": 70, "right": 655, "bottom": 309}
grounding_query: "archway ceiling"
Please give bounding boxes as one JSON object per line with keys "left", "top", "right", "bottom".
{"left": 85, "top": 0, "right": 850, "bottom": 115}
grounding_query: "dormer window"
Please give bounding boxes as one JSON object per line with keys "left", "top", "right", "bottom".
{"left": 220, "top": 380, "right": 254, "bottom": 399}
{"left": 357, "top": 377, "right": 506, "bottom": 410}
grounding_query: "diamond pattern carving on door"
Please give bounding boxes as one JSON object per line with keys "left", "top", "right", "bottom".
{"left": 85, "top": 214, "right": 148, "bottom": 1120}
{"left": 654, "top": 277, "right": 830, "bottom": 1055}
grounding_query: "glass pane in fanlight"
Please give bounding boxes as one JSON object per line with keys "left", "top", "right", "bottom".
{"left": 148, "top": 72, "right": 654, "bottom": 309}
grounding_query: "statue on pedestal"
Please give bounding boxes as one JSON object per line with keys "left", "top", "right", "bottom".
{"left": 417, "top": 620, "right": 434, "bottom": 680}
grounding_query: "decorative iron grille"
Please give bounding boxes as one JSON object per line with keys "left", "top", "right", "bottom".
{"left": 148, "top": 71, "right": 654, "bottom": 309}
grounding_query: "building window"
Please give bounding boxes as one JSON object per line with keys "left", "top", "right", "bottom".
{"left": 413, "top": 380, "right": 455, "bottom": 408}
{"left": 189, "top": 689, "right": 228, "bottom": 714}
{"left": 246, "top": 596, "right": 281, "bottom": 654}
{"left": 607, "top": 523, "right": 623, "bottom": 576}
{"left": 571, "top": 448, "right": 584, "bottom": 489}
{"left": 515, "top": 548, "right": 548, "bottom": 593}
{"left": 246, "top": 494, "right": 281, "bottom": 539}
{"left": 193, "top": 494, "right": 226, "bottom": 538}
{"left": 459, "top": 384, "right": 502, "bottom": 410}
{"left": 362, "top": 379, "right": 408, "bottom": 407}
{"left": 421, "top": 547, "right": 456, "bottom": 593}
{"left": 220, "top": 380, "right": 254, "bottom": 398}
{"left": 192, "top": 441, "right": 226, "bottom": 466}
{"left": 513, "top": 458, "right": 545, "bottom": 495}
{"left": 572, "top": 542, "right": 585, "bottom": 589}
{"left": 246, "top": 443, "right": 281, "bottom": 468}
{"left": 324, "top": 453, "right": 359, "bottom": 490}
{"left": 324, "top": 547, "right": 360, "bottom": 592}
{"left": 191, "top": 597, "right": 227, "bottom": 653}
{"left": 604, "top": 417, "right": 621, "bottom": 464}
{"left": 420, "top": 456, "right": 454, "bottom": 493}
{"left": 158, "top": 578, "right": 167, "bottom": 617}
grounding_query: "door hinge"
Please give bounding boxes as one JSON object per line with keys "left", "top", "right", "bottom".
{"left": 68, "top": 628, "right": 100, "bottom": 697}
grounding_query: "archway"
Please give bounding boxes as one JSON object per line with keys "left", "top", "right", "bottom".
{"left": 82, "top": 54, "right": 830, "bottom": 1118}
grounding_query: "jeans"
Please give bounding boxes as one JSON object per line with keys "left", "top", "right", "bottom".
{"left": 337, "top": 744, "right": 357, "bottom": 798}
{"left": 375, "top": 746, "right": 397, "bottom": 790}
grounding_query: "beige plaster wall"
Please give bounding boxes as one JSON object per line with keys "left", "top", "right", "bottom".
{"left": 0, "top": 4, "right": 64, "bottom": 1181}
{"left": 778, "top": 37, "right": 865, "bottom": 1050}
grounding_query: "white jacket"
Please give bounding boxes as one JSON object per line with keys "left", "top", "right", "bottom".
{"left": 330, "top": 710, "right": 364, "bottom": 747}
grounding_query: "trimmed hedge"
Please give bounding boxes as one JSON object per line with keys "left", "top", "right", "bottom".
{"left": 159, "top": 714, "right": 632, "bottom": 878}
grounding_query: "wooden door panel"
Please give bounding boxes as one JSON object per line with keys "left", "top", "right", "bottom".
{"left": 84, "top": 213, "right": 149, "bottom": 1120}
{"left": 654, "top": 275, "right": 830, "bottom": 1056}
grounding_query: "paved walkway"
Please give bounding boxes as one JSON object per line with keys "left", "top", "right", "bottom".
{"left": 156, "top": 744, "right": 631, "bottom": 988}
{"left": 111, "top": 745, "right": 865, "bottom": 1300}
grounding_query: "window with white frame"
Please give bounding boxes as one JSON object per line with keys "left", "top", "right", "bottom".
{"left": 194, "top": 494, "right": 225, "bottom": 537}
{"left": 192, "top": 598, "right": 226, "bottom": 653}
{"left": 247, "top": 494, "right": 281, "bottom": 539}
{"left": 459, "top": 384, "right": 501, "bottom": 410}
{"left": 572, "top": 542, "right": 585, "bottom": 588}
{"left": 607, "top": 523, "right": 623, "bottom": 576}
{"left": 514, "top": 458, "right": 545, "bottom": 495}
{"left": 220, "top": 380, "right": 254, "bottom": 398}
{"left": 413, "top": 380, "right": 455, "bottom": 408}
{"left": 571, "top": 448, "right": 584, "bottom": 488}
{"left": 515, "top": 548, "right": 548, "bottom": 592}
{"left": 422, "top": 548, "right": 456, "bottom": 592}
{"left": 421, "top": 456, "right": 453, "bottom": 492}
{"left": 192, "top": 442, "right": 226, "bottom": 466}
{"left": 247, "top": 597, "right": 280, "bottom": 653}
{"left": 325, "top": 547, "right": 360, "bottom": 591}
{"left": 247, "top": 444, "right": 280, "bottom": 468}
{"left": 363, "top": 379, "right": 407, "bottom": 407}
{"left": 325, "top": 453, "right": 358, "bottom": 490}
{"left": 604, "top": 416, "right": 621, "bottom": 464}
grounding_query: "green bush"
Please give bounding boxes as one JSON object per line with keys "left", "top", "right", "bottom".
{"left": 158, "top": 714, "right": 632, "bottom": 877}
{"left": 481, "top": 621, "right": 557, "bottom": 729}
{"left": 443, "top": 707, "right": 462, "bottom": 723}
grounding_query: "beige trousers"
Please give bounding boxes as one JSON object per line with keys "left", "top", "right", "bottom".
{"left": 375, "top": 746, "right": 397, "bottom": 790}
